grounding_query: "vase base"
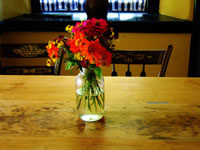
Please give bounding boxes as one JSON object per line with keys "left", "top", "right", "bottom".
{"left": 80, "top": 114, "right": 103, "bottom": 122}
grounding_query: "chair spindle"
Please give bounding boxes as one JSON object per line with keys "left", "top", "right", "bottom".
{"left": 140, "top": 64, "right": 146, "bottom": 77}
{"left": 111, "top": 64, "right": 118, "bottom": 76}
{"left": 125, "top": 64, "right": 132, "bottom": 76}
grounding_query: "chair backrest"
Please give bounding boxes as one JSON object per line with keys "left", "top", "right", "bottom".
{"left": 0, "top": 43, "right": 55, "bottom": 75}
{"left": 111, "top": 45, "right": 173, "bottom": 77}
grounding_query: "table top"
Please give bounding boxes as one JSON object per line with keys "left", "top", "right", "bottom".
{"left": 0, "top": 75, "right": 200, "bottom": 150}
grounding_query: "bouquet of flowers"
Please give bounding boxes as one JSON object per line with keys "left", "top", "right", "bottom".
{"left": 46, "top": 18, "right": 118, "bottom": 121}
{"left": 46, "top": 18, "right": 118, "bottom": 77}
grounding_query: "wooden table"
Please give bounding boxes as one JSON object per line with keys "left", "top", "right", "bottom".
{"left": 0, "top": 75, "right": 200, "bottom": 150}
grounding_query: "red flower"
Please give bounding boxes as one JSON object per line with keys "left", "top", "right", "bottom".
{"left": 72, "top": 18, "right": 109, "bottom": 40}
{"left": 97, "top": 49, "right": 112, "bottom": 67}
{"left": 81, "top": 59, "right": 90, "bottom": 68}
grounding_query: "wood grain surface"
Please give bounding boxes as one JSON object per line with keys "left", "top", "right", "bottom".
{"left": 0, "top": 76, "right": 200, "bottom": 150}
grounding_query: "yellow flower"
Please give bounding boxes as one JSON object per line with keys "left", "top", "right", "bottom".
{"left": 74, "top": 53, "right": 83, "bottom": 61}
{"left": 57, "top": 40, "right": 64, "bottom": 47}
{"left": 51, "top": 57, "right": 57, "bottom": 63}
{"left": 47, "top": 41, "right": 53, "bottom": 49}
{"left": 65, "top": 25, "right": 73, "bottom": 33}
{"left": 110, "top": 27, "right": 115, "bottom": 38}
{"left": 46, "top": 59, "right": 51, "bottom": 67}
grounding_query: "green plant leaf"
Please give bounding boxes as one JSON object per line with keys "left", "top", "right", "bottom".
{"left": 65, "top": 61, "right": 73, "bottom": 70}
{"left": 89, "top": 64, "right": 96, "bottom": 70}
{"left": 94, "top": 67, "right": 102, "bottom": 79}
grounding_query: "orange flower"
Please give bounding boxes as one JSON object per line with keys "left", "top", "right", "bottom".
{"left": 67, "top": 32, "right": 89, "bottom": 54}
{"left": 80, "top": 39, "right": 100, "bottom": 64}
{"left": 80, "top": 39, "right": 112, "bottom": 67}
{"left": 46, "top": 41, "right": 59, "bottom": 58}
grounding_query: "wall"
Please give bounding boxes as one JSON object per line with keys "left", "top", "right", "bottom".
{"left": 0, "top": 0, "right": 31, "bottom": 20}
{"left": 159, "top": 0, "right": 194, "bottom": 21}
{"left": 0, "top": 0, "right": 3, "bottom": 20}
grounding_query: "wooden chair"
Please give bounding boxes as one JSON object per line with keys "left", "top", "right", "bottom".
{"left": 111, "top": 45, "right": 173, "bottom": 77}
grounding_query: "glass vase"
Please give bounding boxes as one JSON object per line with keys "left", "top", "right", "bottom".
{"left": 76, "top": 68, "right": 105, "bottom": 122}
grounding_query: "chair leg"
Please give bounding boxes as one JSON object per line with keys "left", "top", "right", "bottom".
{"left": 140, "top": 64, "right": 146, "bottom": 77}
{"left": 111, "top": 64, "right": 117, "bottom": 76}
{"left": 125, "top": 64, "right": 132, "bottom": 76}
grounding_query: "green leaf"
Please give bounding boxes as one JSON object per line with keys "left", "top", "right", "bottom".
{"left": 65, "top": 61, "right": 73, "bottom": 70}
{"left": 94, "top": 67, "right": 102, "bottom": 79}
{"left": 89, "top": 64, "right": 96, "bottom": 70}
{"left": 69, "top": 63, "right": 77, "bottom": 74}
